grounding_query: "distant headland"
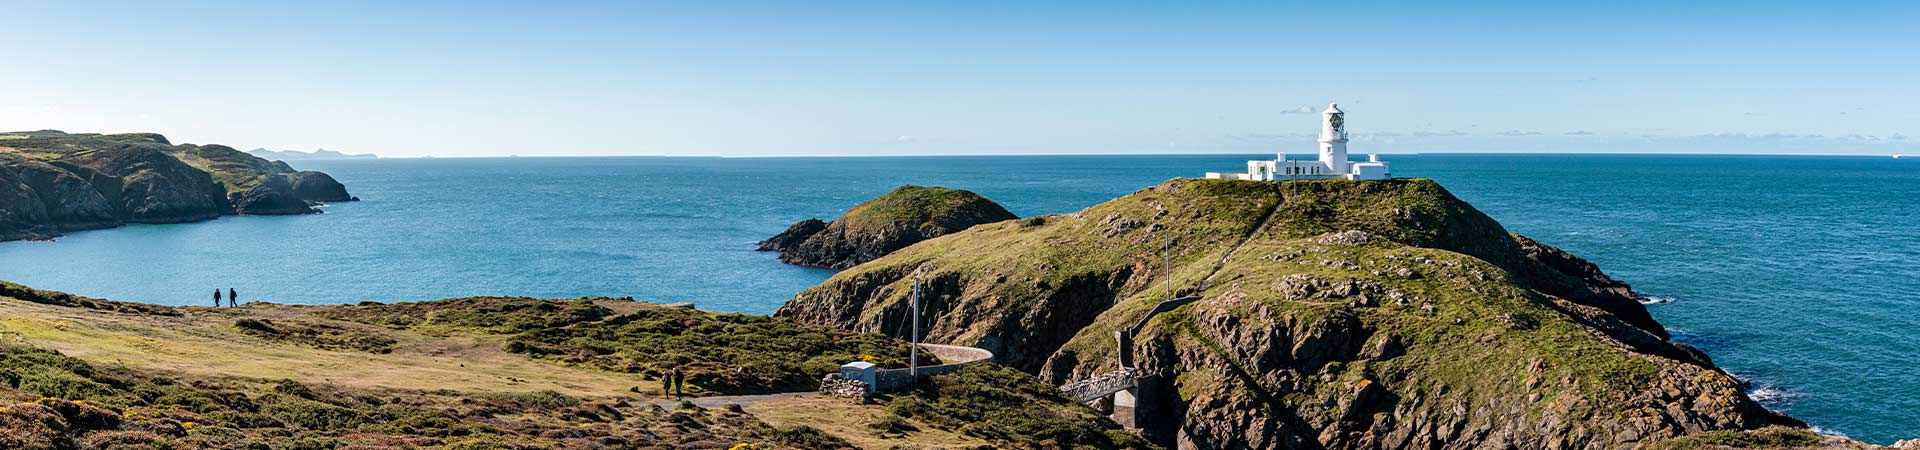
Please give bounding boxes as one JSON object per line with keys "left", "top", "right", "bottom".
{"left": 0, "top": 130, "right": 356, "bottom": 242}
{"left": 246, "top": 148, "right": 379, "bottom": 160}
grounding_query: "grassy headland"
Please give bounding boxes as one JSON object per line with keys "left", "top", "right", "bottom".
{"left": 0, "top": 284, "right": 1148, "bottom": 449}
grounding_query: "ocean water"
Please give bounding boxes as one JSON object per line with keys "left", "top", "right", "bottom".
{"left": 1, "top": 154, "right": 1915, "bottom": 442}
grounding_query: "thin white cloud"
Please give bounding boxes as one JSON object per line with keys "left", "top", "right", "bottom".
{"left": 1564, "top": 130, "right": 1595, "bottom": 135}
{"left": 1278, "top": 106, "right": 1315, "bottom": 115}
{"left": 1496, "top": 130, "right": 1544, "bottom": 136}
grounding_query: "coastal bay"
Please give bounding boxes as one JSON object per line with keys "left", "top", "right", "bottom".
{"left": 0, "top": 153, "right": 1915, "bottom": 442}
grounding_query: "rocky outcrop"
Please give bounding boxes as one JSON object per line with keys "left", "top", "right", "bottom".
{"left": 289, "top": 171, "right": 355, "bottom": 202}
{"left": 759, "top": 185, "right": 1017, "bottom": 269}
{"left": 777, "top": 178, "right": 1800, "bottom": 449}
{"left": 758, "top": 218, "right": 826, "bottom": 252}
{"left": 65, "top": 143, "right": 231, "bottom": 224}
{"left": 229, "top": 173, "right": 314, "bottom": 215}
{"left": 0, "top": 130, "right": 357, "bottom": 241}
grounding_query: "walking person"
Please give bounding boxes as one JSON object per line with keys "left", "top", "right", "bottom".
{"left": 671, "top": 366, "right": 685, "bottom": 401}
{"left": 213, "top": 289, "right": 222, "bottom": 307}
{"left": 228, "top": 288, "right": 237, "bottom": 307}
{"left": 660, "top": 368, "right": 673, "bottom": 400}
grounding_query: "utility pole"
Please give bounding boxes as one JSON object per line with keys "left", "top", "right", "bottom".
{"left": 1165, "top": 235, "right": 1173, "bottom": 300}
{"left": 909, "top": 277, "right": 921, "bottom": 385}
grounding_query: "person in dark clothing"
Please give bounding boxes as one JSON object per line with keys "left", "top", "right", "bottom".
{"left": 671, "top": 366, "right": 685, "bottom": 401}
{"left": 660, "top": 368, "right": 674, "bottom": 399}
{"left": 214, "top": 289, "right": 222, "bottom": 307}
{"left": 228, "top": 288, "right": 237, "bottom": 307}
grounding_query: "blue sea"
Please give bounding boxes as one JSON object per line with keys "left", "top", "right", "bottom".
{"left": 1, "top": 154, "right": 1915, "bottom": 442}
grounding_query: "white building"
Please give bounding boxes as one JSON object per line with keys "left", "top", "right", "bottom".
{"left": 1206, "top": 101, "right": 1390, "bottom": 181}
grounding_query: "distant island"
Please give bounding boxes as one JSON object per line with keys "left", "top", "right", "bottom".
{"left": 246, "top": 148, "right": 379, "bottom": 160}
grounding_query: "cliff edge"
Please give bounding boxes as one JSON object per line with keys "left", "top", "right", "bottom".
{"left": 0, "top": 130, "right": 357, "bottom": 241}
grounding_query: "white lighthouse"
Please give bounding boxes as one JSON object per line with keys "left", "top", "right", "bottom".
{"left": 1206, "top": 101, "right": 1391, "bottom": 181}
{"left": 1320, "top": 102, "right": 1350, "bottom": 175}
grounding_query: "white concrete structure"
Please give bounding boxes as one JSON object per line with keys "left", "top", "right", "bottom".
{"left": 1206, "top": 101, "right": 1391, "bottom": 181}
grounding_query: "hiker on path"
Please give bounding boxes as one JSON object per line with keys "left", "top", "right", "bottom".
{"left": 671, "top": 366, "right": 685, "bottom": 401}
{"left": 214, "top": 289, "right": 222, "bottom": 307}
{"left": 228, "top": 288, "right": 237, "bottom": 307}
{"left": 660, "top": 369, "right": 673, "bottom": 399}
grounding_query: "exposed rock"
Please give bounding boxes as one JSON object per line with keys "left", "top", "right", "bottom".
{"left": 289, "top": 171, "right": 355, "bottom": 202}
{"left": 759, "top": 185, "right": 1017, "bottom": 269}
{"left": 757, "top": 218, "right": 826, "bottom": 251}
{"left": 1513, "top": 233, "right": 1667, "bottom": 339}
{"left": 66, "top": 143, "right": 231, "bottom": 223}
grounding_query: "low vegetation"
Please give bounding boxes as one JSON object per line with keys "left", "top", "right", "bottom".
{"left": 0, "top": 281, "right": 178, "bottom": 316}
{"left": 232, "top": 318, "right": 398, "bottom": 353}
{"left": 312, "top": 296, "right": 612, "bottom": 334}
{"left": 874, "top": 364, "right": 1156, "bottom": 449}
{"left": 508, "top": 306, "right": 936, "bottom": 394}
{"left": 1642, "top": 427, "right": 1828, "bottom": 450}
{"left": 0, "top": 342, "right": 848, "bottom": 449}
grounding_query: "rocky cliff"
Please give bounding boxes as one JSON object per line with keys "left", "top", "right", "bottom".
{"left": 776, "top": 178, "right": 1801, "bottom": 449}
{"left": 0, "top": 130, "right": 356, "bottom": 241}
{"left": 758, "top": 185, "right": 1018, "bottom": 269}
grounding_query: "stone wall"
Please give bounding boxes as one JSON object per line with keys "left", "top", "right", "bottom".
{"left": 819, "top": 373, "right": 869, "bottom": 399}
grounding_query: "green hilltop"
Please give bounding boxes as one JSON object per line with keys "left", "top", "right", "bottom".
{"left": 778, "top": 178, "right": 1796, "bottom": 448}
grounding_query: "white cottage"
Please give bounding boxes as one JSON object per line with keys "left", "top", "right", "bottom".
{"left": 1206, "top": 102, "right": 1390, "bottom": 181}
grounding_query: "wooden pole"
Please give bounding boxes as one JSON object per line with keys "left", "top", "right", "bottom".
{"left": 909, "top": 278, "right": 920, "bottom": 385}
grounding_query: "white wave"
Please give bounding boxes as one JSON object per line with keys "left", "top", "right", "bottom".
{"left": 1637, "top": 294, "right": 1676, "bottom": 305}
{"left": 1808, "top": 426, "right": 1849, "bottom": 439}
{"left": 1747, "top": 384, "right": 1803, "bottom": 406}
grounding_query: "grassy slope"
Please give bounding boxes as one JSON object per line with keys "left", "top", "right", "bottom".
{"left": 0, "top": 341, "right": 848, "bottom": 450}
{"left": 313, "top": 296, "right": 930, "bottom": 395}
{"left": 834, "top": 185, "right": 1015, "bottom": 232}
{"left": 788, "top": 178, "right": 1776, "bottom": 445}
{"left": 782, "top": 179, "right": 1280, "bottom": 369}
{"left": 1, "top": 288, "right": 1147, "bottom": 449}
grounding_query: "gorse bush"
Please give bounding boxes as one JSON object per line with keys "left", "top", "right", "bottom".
{"left": 231, "top": 318, "right": 397, "bottom": 353}
{"left": 882, "top": 364, "right": 1157, "bottom": 450}
{"left": 506, "top": 307, "right": 934, "bottom": 394}
{"left": 312, "top": 296, "right": 610, "bottom": 334}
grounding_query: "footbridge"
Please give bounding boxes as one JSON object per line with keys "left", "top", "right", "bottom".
{"left": 1060, "top": 295, "right": 1201, "bottom": 429}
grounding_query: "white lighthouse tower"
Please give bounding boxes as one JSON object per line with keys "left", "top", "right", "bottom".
{"left": 1204, "top": 100, "right": 1391, "bottom": 181}
{"left": 1318, "top": 101, "right": 1350, "bottom": 175}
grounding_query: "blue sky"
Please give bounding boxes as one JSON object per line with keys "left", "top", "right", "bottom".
{"left": 1, "top": 1, "right": 1914, "bottom": 157}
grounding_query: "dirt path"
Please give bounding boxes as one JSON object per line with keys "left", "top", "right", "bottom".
{"left": 1200, "top": 183, "right": 1287, "bottom": 285}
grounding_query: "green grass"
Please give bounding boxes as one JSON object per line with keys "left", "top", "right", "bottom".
{"left": 0, "top": 343, "right": 838, "bottom": 449}
{"left": 232, "top": 318, "right": 397, "bottom": 353}
{"left": 835, "top": 185, "right": 1015, "bottom": 231}
{"left": 0, "top": 281, "right": 177, "bottom": 316}
{"left": 312, "top": 296, "right": 612, "bottom": 334}
{"left": 789, "top": 177, "right": 1760, "bottom": 445}
{"left": 1643, "top": 427, "right": 1826, "bottom": 450}
{"left": 877, "top": 364, "right": 1158, "bottom": 449}
{"left": 508, "top": 306, "right": 935, "bottom": 394}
